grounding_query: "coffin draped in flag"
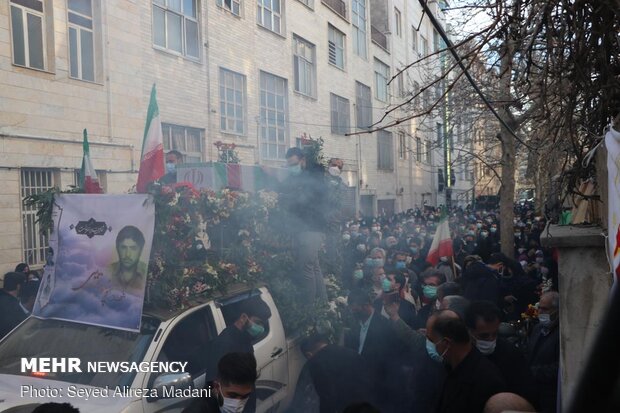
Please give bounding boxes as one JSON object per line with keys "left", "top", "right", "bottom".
{"left": 136, "top": 84, "right": 165, "bottom": 193}
{"left": 426, "top": 218, "right": 454, "bottom": 266}
{"left": 79, "top": 129, "right": 103, "bottom": 194}
{"left": 605, "top": 122, "right": 620, "bottom": 290}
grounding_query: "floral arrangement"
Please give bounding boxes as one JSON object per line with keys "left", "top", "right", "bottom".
{"left": 521, "top": 303, "right": 539, "bottom": 320}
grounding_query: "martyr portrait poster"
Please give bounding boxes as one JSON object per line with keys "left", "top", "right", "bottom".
{"left": 32, "top": 194, "right": 155, "bottom": 331}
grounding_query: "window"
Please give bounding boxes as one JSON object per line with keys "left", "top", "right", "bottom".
{"left": 374, "top": 59, "right": 389, "bottom": 102}
{"left": 10, "top": 0, "right": 49, "bottom": 70}
{"left": 219, "top": 68, "right": 246, "bottom": 135}
{"left": 413, "top": 81, "right": 420, "bottom": 107}
{"left": 436, "top": 122, "right": 443, "bottom": 145}
{"left": 425, "top": 140, "right": 432, "bottom": 163}
{"left": 420, "top": 35, "right": 428, "bottom": 56}
{"left": 257, "top": 0, "right": 282, "bottom": 34}
{"left": 330, "top": 93, "right": 350, "bottom": 135}
{"left": 415, "top": 137, "right": 422, "bottom": 162}
{"left": 352, "top": 0, "right": 367, "bottom": 59}
{"left": 260, "top": 71, "right": 288, "bottom": 160}
{"left": 398, "top": 132, "right": 407, "bottom": 159}
{"left": 21, "top": 169, "right": 54, "bottom": 266}
{"left": 328, "top": 25, "right": 345, "bottom": 69}
{"left": 433, "top": 29, "right": 441, "bottom": 52}
{"left": 67, "top": 0, "right": 95, "bottom": 82}
{"left": 423, "top": 87, "right": 430, "bottom": 107}
{"left": 216, "top": 0, "right": 240, "bottom": 15}
{"left": 411, "top": 26, "right": 417, "bottom": 52}
{"left": 153, "top": 0, "right": 200, "bottom": 59}
{"left": 162, "top": 123, "right": 204, "bottom": 162}
{"left": 394, "top": 8, "right": 401, "bottom": 37}
{"left": 377, "top": 131, "right": 394, "bottom": 171}
{"left": 356, "top": 81, "right": 372, "bottom": 129}
{"left": 293, "top": 35, "right": 315, "bottom": 97}
{"left": 297, "top": 0, "right": 313, "bottom": 7}
{"left": 396, "top": 70, "right": 405, "bottom": 97}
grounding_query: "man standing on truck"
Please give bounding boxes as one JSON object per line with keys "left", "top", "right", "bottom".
{"left": 279, "top": 147, "right": 328, "bottom": 305}
{"left": 0, "top": 272, "right": 27, "bottom": 338}
{"left": 206, "top": 296, "right": 271, "bottom": 412}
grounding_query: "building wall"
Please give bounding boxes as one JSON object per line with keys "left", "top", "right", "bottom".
{"left": 0, "top": 0, "right": 452, "bottom": 268}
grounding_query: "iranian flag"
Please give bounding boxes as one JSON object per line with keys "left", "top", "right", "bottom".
{"left": 426, "top": 217, "right": 454, "bottom": 266}
{"left": 136, "top": 84, "right": 165, "bottom": 193}
{"left": 79, "top": 129, "right": 103, "bottom": 193}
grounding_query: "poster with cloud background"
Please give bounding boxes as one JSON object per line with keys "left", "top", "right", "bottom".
{"left": 32, "top": 194, "right": 155, "bottom": 332}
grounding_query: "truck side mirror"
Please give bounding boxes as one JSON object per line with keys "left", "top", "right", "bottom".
{"left": 149, "top": 372, "right": 193, "bottom": 401}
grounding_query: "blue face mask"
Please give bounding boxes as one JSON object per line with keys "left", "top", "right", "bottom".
{"left": 395, "top": 261, "right": 407, "bottom": 270}
{"left": 382, "top": 278, "right": 393, "bottom": 292}
{"left": 426, "top": 338, "right": 443, "bottom": 363}
{"left": 365, "top": 258, "right": 384, "bottom": 268}
{"left": 410, "top": 247, "right": 419, "bottom": 255}
{"left": 422, "top": 285, "right": 438, "bottom": 300}
{"left": 490, "top": 227, "right": 497, "bottom": 233}
{"left": 166, "top": 162, "right": 176, "bottom": 174}
{"left": 353, "top": 269, "right": 364, "bottom": 280}
{"left": 247, "top": 321, "right": 265, "bottom": 337}
{"left": 288, "top": 164, "right": 302, "bottom": 175}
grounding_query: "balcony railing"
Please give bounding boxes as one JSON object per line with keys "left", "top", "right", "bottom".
{"left": 371, "top": 25, "right": 388, "bottom": 50}
{"left": 322, "top": 0, "right": 347, "bottom": 19}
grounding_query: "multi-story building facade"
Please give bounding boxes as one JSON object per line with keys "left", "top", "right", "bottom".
{"left": 0, "top": 0, "right": 460, "bottom": 269}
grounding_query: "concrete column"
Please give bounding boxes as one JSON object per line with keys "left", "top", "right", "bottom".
{"left": 541, "top": 224, "right": 611, "bottom": 408}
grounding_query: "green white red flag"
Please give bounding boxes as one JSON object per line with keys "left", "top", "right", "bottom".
{"left": 426, "top": 217, "right": 453, "bottom": 266}
{"left": 136, "top": 84, "right": 165, "bottom": 193}
{"left": 79, "top": 129, "right": 103, "bottom": 193}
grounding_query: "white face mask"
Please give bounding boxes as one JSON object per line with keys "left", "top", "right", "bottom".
{"left": 538, "top": 313, "right": 551, "bottom": 326}
{"left": 220, "top": 391, "right": 249, "bottom": 413}
{"left": 328, "top": 166, "right": 341, "bottom": 177}
{"left": 476, "top": 339, "right": 497, "bottom": 355}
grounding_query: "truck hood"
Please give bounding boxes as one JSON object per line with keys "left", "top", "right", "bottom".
{"left": 0, "top": 374, "right": 136, "bottom": 413}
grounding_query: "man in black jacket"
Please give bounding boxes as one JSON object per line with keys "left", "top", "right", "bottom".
{"left": 465, "top": 300, "right": 538, "bottom": 407}
{"left": 300, "top": 334, "right": 374, "bottom": 412}
{"left": 279, "top": 147, "right": 328, "bottom": 304}
{"left": 528, "top": 291, "right": 560, "bottom": 413}
{"left": 429, "top": 310, "right": 506, "bottom": 413}
{"left": 0, "top": 272, "right": 27, "bottom": 338}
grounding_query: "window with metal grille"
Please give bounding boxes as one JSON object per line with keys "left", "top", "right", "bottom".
{"left": 216, "top": 0, "right": 240, "bottom": 15}
{"left": 328, "top": 24, "right": 344, "bottom": 69}
{"left": 259, "top": 71, "right": 288, "bottom": 160}
{"left": 330, "top": 93, "right": 350, "bottom": 135}
{"left": 162, "top": 123, "right": 204, "bottom": 162}
{"left": 257, "top": 0, "right": 282, "bottom": 34}
{"left": 398, "top": 132, "right": 407, "bottom": 159}
{"left": 67, "top": 0, "right": 95, "bottom": 81}
{"left": 377, "top": 131, "right": 394, "bottom": 171}
{"left": 293, "top": 35, "right": 316, "bottom": 97}
{"left": 21, "top": 169, "right": 54, "bottom": 266}
{"left": 152, "top": 0, "right": 200, "bottom": 59}
{"left": 352, "top": 0, "right": 366, "bottom": 59}
{"left": 10, "top": 0, "right": 49, "bottom": 70}
{"left": 355, "top": 81, "right": 372, "bottom": 129}
{"left": 219, "top": 68, "right": 246, "bottom": 135}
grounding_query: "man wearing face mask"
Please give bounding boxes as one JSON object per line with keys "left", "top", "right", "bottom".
{"left": 528, "top": 291, "right": 560, "bottom": 413}
{"left": 160, "top": 150, "right": 183, "bottom": 185}
{"left": 279, "top": 147, "right": 328, "bottom": 304}
{"left": 428, "top": 310, "right": 506, "bottom": 413}
{"left": 206, "top": 297, "right": 271, "bottom": 412}
{"left": 414, "top": 270, "right": 445, "bottom": 329}
{"left": 465, "top": 301, "right": 538, "bottom": 407}
{"left": 184, "top": 352, "right": 258, "bottom": 413}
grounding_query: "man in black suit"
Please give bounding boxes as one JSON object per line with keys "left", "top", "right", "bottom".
{"left": 345, "top": 289, "right": 404, "bottom": 412}
{"left": 300, "top": 334, "right": 374, "bottom": 412}
{"left": 429, "top": 310, "right": 506, "bottom": 413}
{"left": 0, "top": 272, "right": 27, "bottom": 338}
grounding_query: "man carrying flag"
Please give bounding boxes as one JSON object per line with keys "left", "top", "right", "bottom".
{"left": 426, "top": 210, "right": 456, "bottom": 280}
{"left": 136, "top": 84, "right": 165, "bottom": 193}
{"left": 80, "top": 129, "right": 103, "bottom": 194}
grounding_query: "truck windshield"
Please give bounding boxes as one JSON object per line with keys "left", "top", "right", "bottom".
{"left": 0, "top": 316, "right": 160, "bottom": 388}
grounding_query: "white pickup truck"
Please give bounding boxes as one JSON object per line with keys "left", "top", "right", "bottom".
{"left": 0, "top": 285, "right": 305, "bottom": 412}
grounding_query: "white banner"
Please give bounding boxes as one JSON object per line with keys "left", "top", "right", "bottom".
{"left": 606, "top": 124, "right": 620, "bottom": 290}
{"left": 32, "top": 194, "right": 155, "bottom": 331}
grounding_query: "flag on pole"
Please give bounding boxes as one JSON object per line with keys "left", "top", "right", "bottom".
{"left": 605, "top": 121, "right": 620, "bottom": 291}
{"left": 136, "top": 84, "right": 165, "bottom": 193}
{"left": 426, "top": 216, "right": 454, "bottom": 266}
{"left": 79, "top": 129, "right": 103, "bottom": 194}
